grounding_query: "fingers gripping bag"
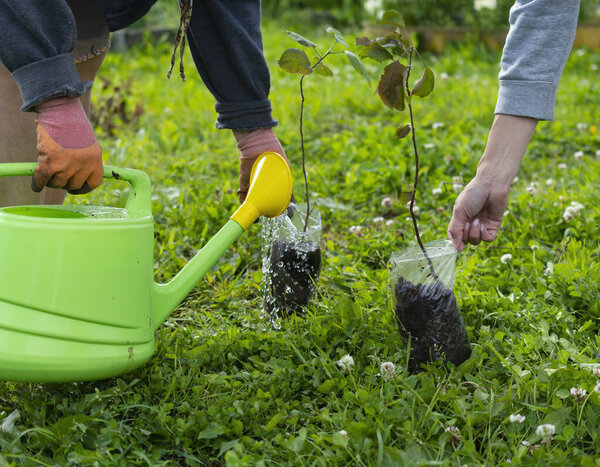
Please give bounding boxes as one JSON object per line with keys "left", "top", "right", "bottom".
{"left": 390, "top": 240, "right": 471, "bottom": 373}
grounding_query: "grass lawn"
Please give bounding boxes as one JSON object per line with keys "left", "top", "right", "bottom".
{"left": 1, "top": 20, "right": 600, "bottom": 465}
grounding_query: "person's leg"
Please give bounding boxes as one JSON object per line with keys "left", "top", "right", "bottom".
{"left": 0, "top": 64, "right": 43, "bottom": 207}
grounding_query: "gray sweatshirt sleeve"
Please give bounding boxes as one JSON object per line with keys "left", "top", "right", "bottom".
{"left": 0, "top": 0, "right": 90, "bottom": 112}
{"left": 495, "top": 0, "right": 580, "bottom": 121}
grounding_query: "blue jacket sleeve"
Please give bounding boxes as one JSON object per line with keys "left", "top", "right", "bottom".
{"left": 495, "top": 0, "right": 580, "bottom": 121}
{"left": 185, "top": 0, "right": 277, "bottom": 130}
{"left": 0, "top": 0, "right": 91, "bottom": 112}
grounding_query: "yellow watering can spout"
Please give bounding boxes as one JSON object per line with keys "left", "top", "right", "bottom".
{"left": 231, "top": 152, "right": 293, "bottom": 230}
{"left": 152, "top": 152, "right": 293, "bottom": 329}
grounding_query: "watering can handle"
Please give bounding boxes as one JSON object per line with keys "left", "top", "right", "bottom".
{"left": 0, "top": 163, "right": 152, "bottom": 217}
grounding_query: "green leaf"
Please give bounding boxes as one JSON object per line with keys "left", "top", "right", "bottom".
{"left": 326, "top": 27, "right": 348, "bottom": 48}
{"left": 360, "top": 42, "right": 393, "bottom": 63}
{"left": 344, "top": 51, "right": 370, "bottom": 83}
{"left": 383, "top": 31, "right": 411, "bottom": 50}
{"left": 412, "top": 66, "right": 435, "bottom": 97}
{"left": 395, "top": 124, "right": 412, "bottom": 139}
{"left": 399, "top": 182, "right": 415, "bottom": 204}
{"left": 555, "top": 388, "right": 570, "bottom": 399}
{"left": 317, "top": 379, "right": 337, "bottom": 393}
{"left": 265, "top": 412, "right": 286, "bottom": 432}
{"left": 286, "top": 31, "right": 317, "bottom": 48}
{"left": 332, "top": 431, "right": 349, "bottom": 447}
{"left": 278, "top": 48, "right": 312, "bottom": 75}
{"left": 197, "top": 426, "right": 221, "bottom": 439}
{"left": 377, "top": 61, "right": 406, "bottom": 110}
{"left": 313, "top": 60, "right": 334, "bottom": 77}
{"left": 356, "top": 36, "right": 376, "bottom": 46}
{"left": 377, "top": 10, "right": 405, "bottom": 27}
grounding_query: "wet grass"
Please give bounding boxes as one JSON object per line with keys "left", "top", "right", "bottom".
{"left": 1, "top": 24, "right": 600, "bottom": 465}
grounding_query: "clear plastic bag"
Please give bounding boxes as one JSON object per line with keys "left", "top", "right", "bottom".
{"left": 390, "top": 239, "right": 471, "bottom": 373}
{"left": 261, "top": 204, "right": 321, "bottom": 318}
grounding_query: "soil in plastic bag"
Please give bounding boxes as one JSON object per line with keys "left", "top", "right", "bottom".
{"left": 394, "top": 276, "right": 471, "bottom": 373}
{"left": 264, "top": 239, "right": 321, "bottom": 318}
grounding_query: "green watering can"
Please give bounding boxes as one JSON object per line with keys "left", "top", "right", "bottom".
{"left": 0, "top": 153, "right": 292, "bottom": 382}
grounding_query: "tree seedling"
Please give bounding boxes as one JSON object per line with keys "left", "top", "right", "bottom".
{"left": 358, "top": 11, "right": 471, "bottom": 372}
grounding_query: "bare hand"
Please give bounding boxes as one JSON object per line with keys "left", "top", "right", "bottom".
{"left": 447, "top": 177, "right": 509, "bottom": 252}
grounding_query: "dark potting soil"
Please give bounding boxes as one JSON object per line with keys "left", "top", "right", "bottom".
{"left": 265, "top": 239, "right": 321, "bottom": 318}
{"left": 394, "top": 277, "right": 471, "bottom": 373}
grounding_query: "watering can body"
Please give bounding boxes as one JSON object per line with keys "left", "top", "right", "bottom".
{"left": 0, "top": 153, "right": 292, "bottom": 382}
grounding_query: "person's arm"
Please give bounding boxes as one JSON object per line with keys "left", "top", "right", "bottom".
{"left": 448, "top": 0, "right": 580, "bottom": 251}
{"left": 0, "top": 0, "right": 90, "bottom": 111}
{"left": 184, "top": 0, "right": 291, "bottom": 203}
{"left": 0, "top": 0, "right": 103, "bottom": 194}
{"left": 447, "top": 114, "right": 537, "bottom": 251}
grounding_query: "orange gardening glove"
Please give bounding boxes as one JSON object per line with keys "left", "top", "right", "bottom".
{"left": 233, "top": 128, "right": 294, "bottom": 204}
{"left": 34, "top": 97, "right": 103, "bottom": 195}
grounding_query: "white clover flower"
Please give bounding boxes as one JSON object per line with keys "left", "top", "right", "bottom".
{"left": 432, "top": 122, "right": 444, "bottom": 129}
{"left": 439, "top": 72, "right": 449, "bottom": 80}
{"left": 373, "top": 216, "right": 384, "bottom": 223}
{"left": 423, "top": 143, "right": 435, "bottom": 149}
{"left": 445, "top": 426, "right": 461, "bottom": 443}
{"left": 545, "top": 178, "right": 554, "bottom": 186}
{"left": 536, "top": 424, "right": 555, "bottom": 441}
{"left": 452, "top": 176, "right": 462, "bottom": 183}
{"left": 349, "top": 225, "right": 363, "bottom": 236}
{"left": 577, "top": 123, "right": 588, "bottom": 131}
{"left": 574, "top": 150, "right": 584, "bottom": 160}
{"left": 563, "top": 207, "right": 576, "bottom": 222}
{"left": 385, "top": 219, "right": 394, "bottom": 226}
{"left": 339, "top": 429, "right": 348, "bottom": 438}
{"left": 436, "top": 206, "right": 445, "bottom": 213}
{"left": 592, "top": 368, "right": 600, "bottom": 378}
{"left": 381, "top": 197, "right": 393, "bottom": 209}
{"left": 452, "top": 183, "right": 463, "bottom": 193}
{"left": 379, "top": 362, "right": 396, "bottom": 379}
{"left": 595, "top": 382, "right": 600, "bottom": 394}
{"left": 570, "top": 201, "right": 584, "bottom": 212}
{"left": 432, "top": 187, "right": 443, "bottom": 196}
{"left": 474, "top": 0, "right": 497, "bottom": 10}
{"left": 563, "top": 201, "right": 584, "bottom": 222}
{"left": 526, "top": 184, "right": 537, "bottom": 196}
{"left": 337, "top": 354, "right": 354, "bottom": 372}
{"left": 570, "top": 386, "right": 587, "bottom": 402}
{"left": 558, "top": 163, "right": 567, "bottom": 170}
{"left": 544, "top": 262, "right": 554, "bottom": 276}
{"left": 596, "top": 149, "right": 600, "bottom": 159}
{"left": 500, "top": 253, "right": 512, "bottom": 264}
{"left": 521, "top": 440, "right": 531, "bottom": 447}
{"left": 530, "top": 244, "right": 539, "bottom": 251}
{"left": 512, "top": 176, "right": 519, "bottom": 184}
{"left": 404, "top": 216, "right": 412, "bottom": 222}
{"left": 509, "top": 414, "right": 526, "bottom": 424}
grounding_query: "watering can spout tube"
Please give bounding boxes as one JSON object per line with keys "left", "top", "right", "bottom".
{"left": 152, "top": 219, "right": 244, "bottom": 330}
{"left": 151, "top": 152, "right": 292, "bottom": 331}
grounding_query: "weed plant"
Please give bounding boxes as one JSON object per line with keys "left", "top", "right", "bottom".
{"left": 0, "top": 23, "right": 599, "bottom": 465}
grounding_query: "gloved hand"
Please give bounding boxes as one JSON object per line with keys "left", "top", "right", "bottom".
{"left": 447, "top": 177, "right": 509, "bottom": 252}
{"left": 34, "top": 97, "right": 103, "bottom": 195}
{"left": 233, "top": 128, "right": 293, "bottom": 204}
